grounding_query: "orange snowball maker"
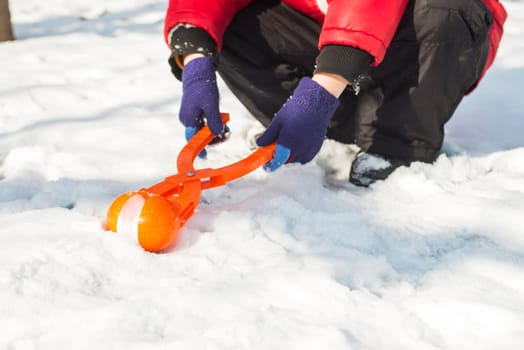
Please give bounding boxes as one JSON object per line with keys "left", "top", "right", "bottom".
{"left": 105, "top": 113, "right": 276, "bottom": 252}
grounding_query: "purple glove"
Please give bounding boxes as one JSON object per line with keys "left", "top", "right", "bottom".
{"left": 256, "top": 77, "right": 340, "bottom": 171}
{"left": 180, "top": 56, "right": 224, "bottom": 136}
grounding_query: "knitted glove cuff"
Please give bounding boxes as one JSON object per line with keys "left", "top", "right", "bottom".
{"left": 181, "top": 56, "right": 217, "bottom": 85}
{"left": 292, "top": 77, "right": 341, "bottom": 124}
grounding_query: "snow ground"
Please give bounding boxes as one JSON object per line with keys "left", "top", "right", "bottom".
{"left": 1, "top": 1, "right": 524, "bottom": 349}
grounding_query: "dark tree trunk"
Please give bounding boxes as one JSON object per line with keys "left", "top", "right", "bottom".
{"left": 0, "top": 0, "right": 14, "bottom": 42}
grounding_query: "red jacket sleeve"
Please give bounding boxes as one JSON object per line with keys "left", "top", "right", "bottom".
{"left": 478, "top": 0, "right": 507, "bottom": 82}
{"left": 163, "top": 0, "right": 253, "bottom": 50}
{"left": 319, "top": 0, "right": 409, "bottom": 66}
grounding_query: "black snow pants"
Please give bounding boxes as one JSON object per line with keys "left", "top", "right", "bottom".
{"left": 217, "top": 0, "right": 493, "bottom": 163}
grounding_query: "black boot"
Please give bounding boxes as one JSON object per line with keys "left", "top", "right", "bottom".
{"left": 349, "top": 152, "right": 411, "bottom": 187}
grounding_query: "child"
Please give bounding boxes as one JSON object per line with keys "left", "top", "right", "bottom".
{"left": 164, "top": 0, "right": 506, "bottom": 186}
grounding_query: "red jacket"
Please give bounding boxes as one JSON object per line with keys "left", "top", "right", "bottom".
{"left": 164, "top": 0, "right": 506, "bottom": 76}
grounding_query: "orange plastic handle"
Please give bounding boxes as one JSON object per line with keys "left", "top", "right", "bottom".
{"left": 146, "top": 113, "right": 276, "bottom": 225}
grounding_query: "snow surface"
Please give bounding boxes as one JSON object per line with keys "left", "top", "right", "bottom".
{"left": 1, "top": 1, "right": 524, "bottom": 349}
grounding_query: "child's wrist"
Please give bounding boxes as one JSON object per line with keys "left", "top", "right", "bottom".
{"left": 312, "top": 72, "right": 349, "bottom": 98}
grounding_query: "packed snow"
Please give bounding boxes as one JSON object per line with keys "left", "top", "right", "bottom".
{"left": 1, "top": 1, "right": 524, "bottom": 349}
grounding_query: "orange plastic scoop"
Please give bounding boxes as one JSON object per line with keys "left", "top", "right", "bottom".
{"left": 105, "top": 113, "right": 275, "bottom": 252}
